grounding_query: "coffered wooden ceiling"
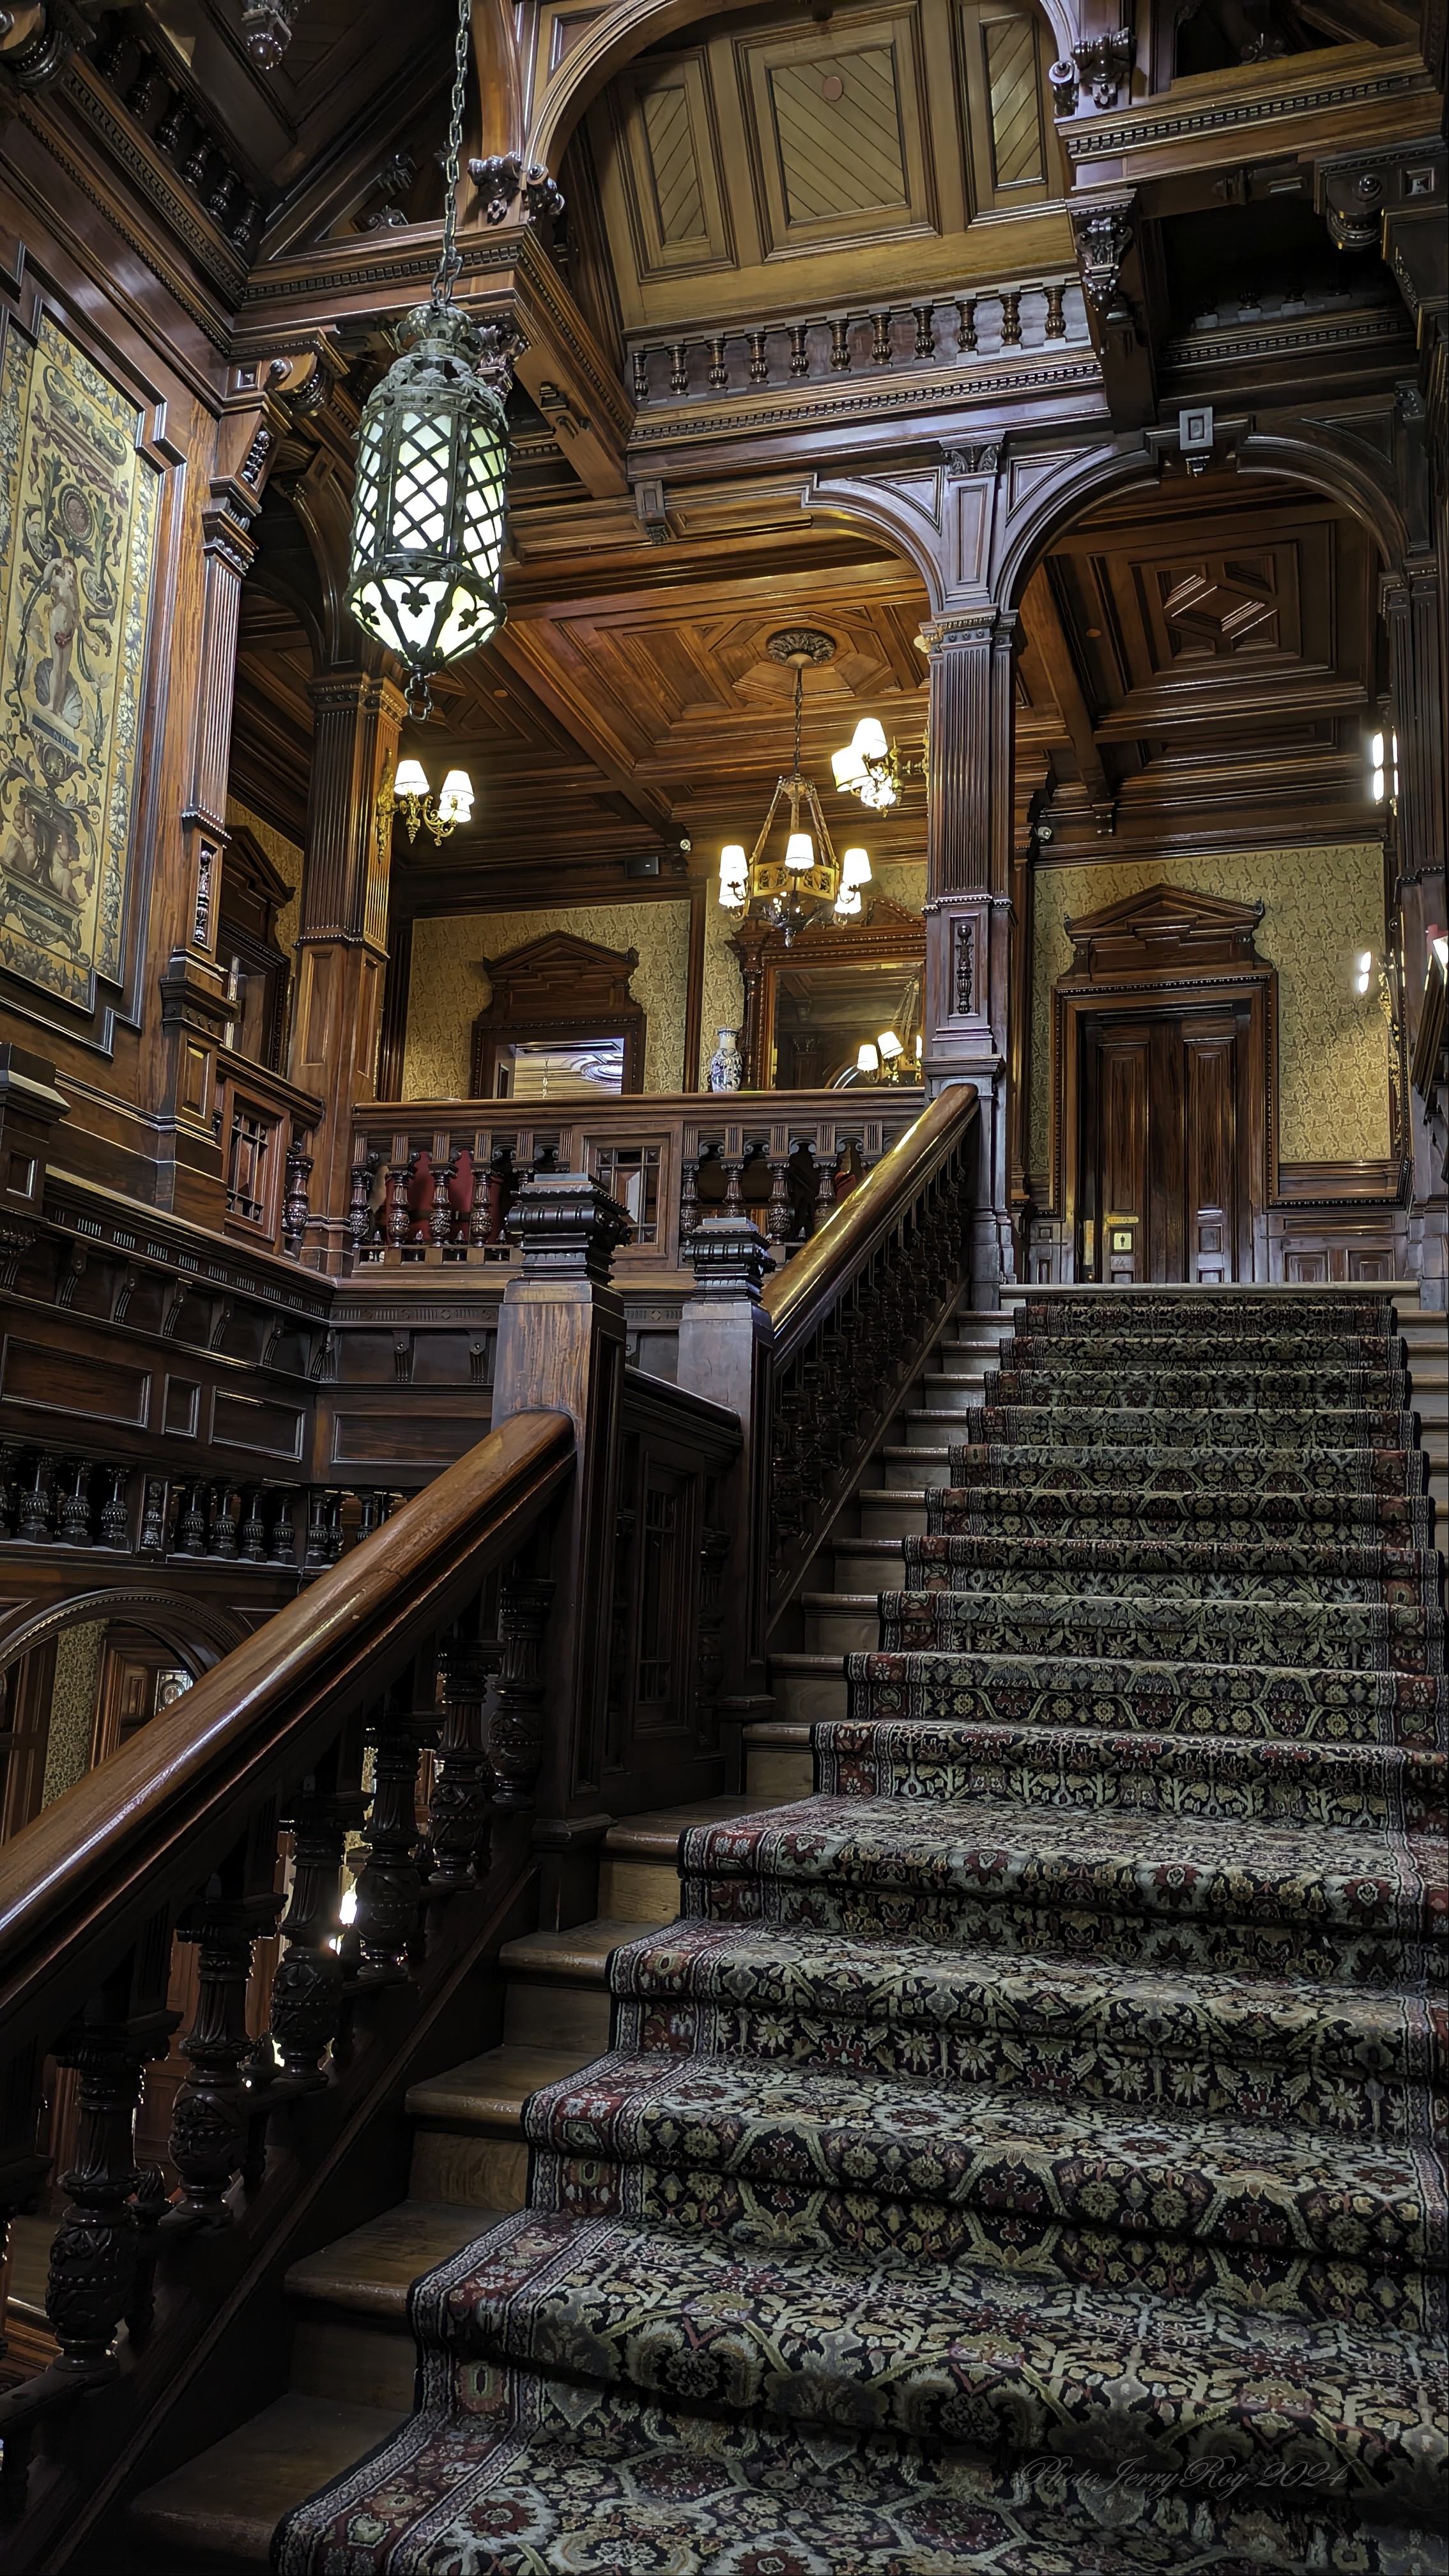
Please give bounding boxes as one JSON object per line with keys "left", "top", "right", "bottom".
{"left": 572, "top": 0, "right": 1068, "bottom": 332}
{"left": 1019, "top": 469, "right": 1380, "bottom": 848}
{"left": 229, "top": 464, "right": 1382, "bottom": 878}
{"left": 402, "top": 515, "right": 936, "bottom": 884}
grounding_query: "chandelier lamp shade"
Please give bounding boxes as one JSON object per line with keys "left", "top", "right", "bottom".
{"left": 717, "top": 631, "right": 871, "bottom": 940}
{"left": 343, "top": 0, "right": 518, "bottom": 716}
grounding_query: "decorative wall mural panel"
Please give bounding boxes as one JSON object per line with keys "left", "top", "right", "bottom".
{"left": 0, "top": 319, "right": 159, "bottom": 1013}
{"left": 405, "top": 903, "right": 691, "bottom": 1099}
{"left": 1029, "top": 848, "right": 1392, "bottom": 1177}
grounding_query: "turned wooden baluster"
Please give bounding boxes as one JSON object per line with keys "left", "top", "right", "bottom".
{"left": 170, "top": 1873, "right": 282, "bottom": 2222}
{"left": 18, "top": 1453, "right": 51, "bottom": 1541}
{"left": 429, "top": 1639, "right": 499, "bottom": 1890}
{"left": 428, "top": 1153, "right": 457, "bottom": 1250}
{"left": 385, "top": 1158, "right": 413, "bottom": 1249}
{"left": 352, "top": 1685, "right": 437, "bottom": 1986}
{"left": 100, "top": 1467, "right": 130, "bottom": 1550}
{"left": 487, "top": 1572, "right": 555, "bottom": 1809}
{"left": 239, "top": 1488, "right": 267, "bottom": 1561}
{"left": 177, "top": 1482, "right": 208, "bottom": 1556}
{"left": 270, "top": 1776, "right": 366, "bottom": 2089}
{"left": 57, "top": 1457, "right": 92, "bottom": 1546}
{"left": 45, "top": 1991, "right": 169, "bottom": 2373}
{"left": 767, "top": 1158, "right": 792, "bottom": 1245}
{"left": 282, "top": 1138, "right": 312, "bottom": 1257}
{"left": 678, "top": 1155, "right": 700, "bottom": 1240}
{"left": 347, "top": 1154, "right": 378, "bottom": 1258}
{"left": 303, "top": 1489, "right": 332, "bottom": 1571}
{"left": 812, "top": 1149, "right": 836, "bottom": 1230}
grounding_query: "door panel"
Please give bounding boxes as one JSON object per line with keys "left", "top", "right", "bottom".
{"left": 1081, "top": 1006, "right": 1245, "bottom": 1285}
{"left": 1183, "top": 1018, "right": 1238, "bottom": 1285}
{"left": 1095, "top": 1027, "right": 1150, "bottom": 1283}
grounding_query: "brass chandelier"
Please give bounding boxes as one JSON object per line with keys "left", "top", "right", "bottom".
{"left": 719, "top": 631, "right": 870, "bottom": 943}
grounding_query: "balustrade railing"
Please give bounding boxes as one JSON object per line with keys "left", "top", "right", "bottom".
{"left": 343, "top": 1089, "right": 926, "bottom": 1277}
{"left": 0, "top": 1407, "right": 572, "bottom": 2556}
{"left": 627, "top": 278, "right": 1087, "bottom": 404}
{"left": 0, "top": 1445, "right": 397, "bottom": 1578}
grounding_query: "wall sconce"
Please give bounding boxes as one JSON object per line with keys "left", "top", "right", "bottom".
{"left": 1369, "top": 729, "right": 1399, "bottom": 806}
{"left": 855, "top": 1041, "right": 880, "bottom": 1078}
{"left": 877, "top": 1027, "right": 905, "bottom": 1080}
{"left": 1354, "top": 948, "right": 1374, "bottom": 996}
{"left": 379, "top": 758, "right": 476, "bottom": 846}
{"left": 831, "top": 719, "right": 923, "bottom": 811}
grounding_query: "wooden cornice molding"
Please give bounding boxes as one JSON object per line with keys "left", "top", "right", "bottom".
{"left": 57, "top": 52, "right": 250, "bottom": 305}
{"left": 1060, "top": 42, "right": 1442, "bottom": 194}
{"left": 239, "top": 222, "right": 630, "bottom": 496}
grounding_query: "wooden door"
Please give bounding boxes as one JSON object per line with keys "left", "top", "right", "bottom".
{"left": 1081, "top": 1007, "right": 1247, "bottom": 1284}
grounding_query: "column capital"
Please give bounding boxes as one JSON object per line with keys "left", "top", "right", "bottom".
{"left": 917, "top": 607, "right": 1012, "bottom": 654}
{"left": 309, "top": 670, "right": 410, "bottom": 727}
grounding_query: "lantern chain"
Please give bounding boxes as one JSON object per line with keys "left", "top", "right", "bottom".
{"left": 431, "top": 0, "right": 472, "bottom": 307}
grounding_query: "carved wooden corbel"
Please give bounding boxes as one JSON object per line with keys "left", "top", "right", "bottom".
{"left": 468, "top": 152, "right": 565, "bottom": 227}
{"left": 1071, "top": 27, "right": 1133, "bottom": 109}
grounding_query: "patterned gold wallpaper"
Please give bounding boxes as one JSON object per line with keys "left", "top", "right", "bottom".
{"left": 1028, "top": 844, "right": 1392, "bottom": 1176}
{"left": 42, "top": 1620, "right": 105, "bottom": 1807}
{"left": 404, "top": 901, "right": 693, "bottom": 1098}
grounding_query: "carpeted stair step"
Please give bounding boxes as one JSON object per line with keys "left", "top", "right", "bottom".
{"left": 901, "top": 1530, "right": 1446, "bottom": 1607}
{"left": 270, "top": 2372, "right": 1445, "bottom": 2576}
{"left": 521, "top": 2044, "right": 1446, "bottom": 2326}
{"left": 680, "top": 1793, "right": 1448, "bottom": 1986}
{"left": 817, "top": 1708, "right": 1447, "bottom": 1832}
{"left": 930, "top": 1482, "right": 1434, "bottom": 1544}
{"left": 838, "top": 1706, "right": 1447, "bottom": 1828}
{"left": 407, "top": 2207, "right": 1446, "bottom": 2517}
{"left": 1004, "top": 1329, "right": 1410, "bottom": 1373}
{"left": 946, "top": 1440, "right": 1425, "bottom": 1498}
{"left": 606, "top": 1917, "right": 1448, "bottom": 2138}
{"left": 960, "top": 1406, "right": 1418, "bottom": 1451}
{"left": 1011, "top": 1295, "right": 1397, "bottom": 1336}
{"left": 873, "top": 1584, "right": 1445, "bottom": 1673}
{"left": 986, "top": 1361, "right": 1412, "bottom": 1409}
{"left": 847, "top": 1641, "right": 1449, "bottom": 1749}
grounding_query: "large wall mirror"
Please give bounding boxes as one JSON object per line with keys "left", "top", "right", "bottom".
{"left": 734, "top": 900, "right": 926, "bottom": 1089}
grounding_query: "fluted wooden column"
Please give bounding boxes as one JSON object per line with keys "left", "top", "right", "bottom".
{"left": 921, "top": 606, "right": 1017, "bottom": 1287}
{"left": 289, "top": 671, "right": 406, "bottom": 1262}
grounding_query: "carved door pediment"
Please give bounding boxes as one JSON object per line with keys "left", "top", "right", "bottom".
{"left": 1062, "top": 884, "right": 1267, "bottom": 983}
{"left": 470, "top": 932, "right": 647, "bottom": 1096}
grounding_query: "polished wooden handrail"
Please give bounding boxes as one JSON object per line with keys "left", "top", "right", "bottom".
{"left": 0, "top": 1409, "right": 573, "bottom": 2039}
{"left": 763, "top": 1085, "right": 979, "bottom": 1348}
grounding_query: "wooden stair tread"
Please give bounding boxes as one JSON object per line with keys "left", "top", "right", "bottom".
{"left": 603, "top": 1797, "right": 760, "bottom": 1856}
{"left": 128, "top": 2392, "right": 404, "bottom": 2559}
{"left": 742, "top": 1721, "right": 811, "bottom": 1745}
{"left": 800, "top": 1591, "right": 883, "bottom": 1611}
{"left": 406, "top": 2043, "right": 594, "bottom": 2129}
{"left": 286, "top": 2201, "right": 502, "bottom": 2317}
{"left": 499, "top": 1918, "right": 661, "bottom": 1981}
{"left": 770, "top": 1650, "right": 847, "bottom": 1673}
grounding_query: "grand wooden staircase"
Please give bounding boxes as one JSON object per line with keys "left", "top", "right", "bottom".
{"left": 117, "top": 1276, "right": 1446, "bottom": 2569}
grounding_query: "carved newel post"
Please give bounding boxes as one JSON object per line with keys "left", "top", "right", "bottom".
{"left": 675, "top": 1213, "right": 774, "bottom": 1717}
{"left": 489, "top": 1170, "right": 631, "bottom": 1814}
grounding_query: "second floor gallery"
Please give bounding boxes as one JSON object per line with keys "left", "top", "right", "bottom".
{"left": 0, "top": 0, "right": 1445, "bottom": 2567}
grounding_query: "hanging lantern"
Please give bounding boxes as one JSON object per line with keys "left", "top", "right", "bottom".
{"left": 344, "top": 0, "right": 525, "bottom": 715}
{"left": 346, "top": 304, "right": 509, "bottom": 705}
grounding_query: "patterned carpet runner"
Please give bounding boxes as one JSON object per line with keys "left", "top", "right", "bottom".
{"left": 276, "top": 1291, "right": 1447, "bottom": 2576}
